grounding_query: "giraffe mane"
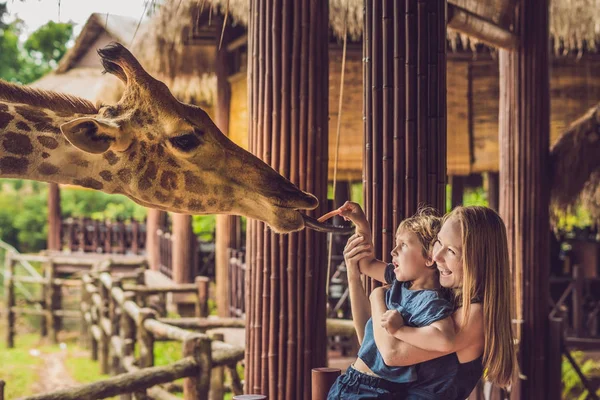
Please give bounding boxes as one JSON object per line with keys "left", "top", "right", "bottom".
{"left": 0, "top": 79, "right": 98, "bottom": 115}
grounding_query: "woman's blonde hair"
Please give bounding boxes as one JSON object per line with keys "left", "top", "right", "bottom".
{"left": 397, "top": 206, "right": 442, "bottom": 259}
{"left": 444, "top": 206, "right": 515, "bottom": 387}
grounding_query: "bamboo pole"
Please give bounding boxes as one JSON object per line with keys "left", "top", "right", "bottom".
{"left": 499, "top": 0, "right": 550, "bottom": 396}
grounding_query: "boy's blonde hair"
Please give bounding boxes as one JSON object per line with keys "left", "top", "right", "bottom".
{"left": 445, "top": 206, "right": 515, "bottom": 388}
{"left": 396, "top": 206, "right": 442, "bottom": 259}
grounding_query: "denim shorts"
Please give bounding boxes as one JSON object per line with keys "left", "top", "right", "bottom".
{"left": 327, "top": 366, "right": 409, "bottom": 399}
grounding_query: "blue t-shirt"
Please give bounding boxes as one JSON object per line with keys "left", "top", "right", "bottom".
{"left": 357, "top": 264, "right": 454, "bottom": 384}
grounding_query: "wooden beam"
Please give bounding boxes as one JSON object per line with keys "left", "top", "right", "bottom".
{"left": 448, "top": 2, "right": 518, "bottom": 50}
{"left": 47, "top": 183, "right": 61, "bottom": 251}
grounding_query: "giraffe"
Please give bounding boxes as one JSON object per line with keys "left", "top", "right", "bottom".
{"left": 0, "top": 42, "right": 343, "bottom": 234}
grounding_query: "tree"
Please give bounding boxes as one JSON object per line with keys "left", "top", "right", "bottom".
{"left": 0, "top": 1, "right": 73, "bottom": 83}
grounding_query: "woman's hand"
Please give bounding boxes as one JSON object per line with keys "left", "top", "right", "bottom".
{"left": 344, "top": 233, "right": 374, "bottom": 280}
{"left": 381, "top": 310, "right": 405, "bottom": 335}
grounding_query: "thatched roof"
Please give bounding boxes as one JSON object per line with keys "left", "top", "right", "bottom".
{"left": 31, "top": 13, "right": 137, "bottom": 102}
{"left": 206, "top": 0, "right": 600, "bottom": 53}
{"left": 550, "top": 103, "right": 600, "bottom": 222}
{"left": 97, "top": 0, "right": 217, "bottom": 107}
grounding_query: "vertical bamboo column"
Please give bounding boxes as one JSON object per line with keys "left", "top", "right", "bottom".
{"left": 246, "top": 0, "right": 329, "bottom": 398}
{"left": 498, "top": 0, "right": 550, "bottom": 398}
{"left": 214, "top": 19, "right": 240, "bottom": 318}
{"left": 364, "top": 0, "right": 447, "bottom": 263}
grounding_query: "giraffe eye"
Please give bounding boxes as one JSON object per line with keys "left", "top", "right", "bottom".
{"left": 169, "top": 134, "right": 201, "bottom": 152}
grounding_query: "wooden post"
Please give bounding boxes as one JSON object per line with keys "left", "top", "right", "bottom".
{"left": 548, "top": 317, "right": 563, "bottom": 400}
{"left": 98, "top": 274, "right": 110, "bottom": 374}
{"left": 120, "top": 292, "right": 136, "bottom": 400}
{"left": 450, "top": 175, "right": 464, "bottom": 209}
{"left": 195, "top": 276, "right": 210, "bottom": 318}
{"left": 499, "top": 0, "right": 550, "bottom": 397}
{"left": 4, "top": 253, "right": 15, "bottom": 348}
{"left": 487, "top": 172, "right": 499, "bottom": 211}
{"left": 0, "top": 380, "right": 4, "bottom": 400}
{"left": 79, "top": 279, "right": 89, "bottom": 348}
{"left": 572, "top": 265, "right": 584, "bottom": 336}
{"left": 135, "top": 267, "right": 146, "bottom": 308}
{"left": 47, "top": 183, "right": 61, "bottom": 251}
{"left": 45, "top": 260, "right": 58, "bottom": 344}
{"left": 209, "top": 332, "right": 225, "bottom": 400}
{"left": 182, "top": 335, "right": 212, "bottom": 400}
{"left": 145, "top": 209, "right": 164, "bottom": 271}
{"left": 171, "top": 213, "right": 194, "bottom": 284}
{"left": 246, "top": 0, "right": 330, "bottom": 398}
{"left": 137, "top": 309, "right": 155, "bottom": 369}
{"left": 311, "top": 368, "right": 341, "bottom": 400}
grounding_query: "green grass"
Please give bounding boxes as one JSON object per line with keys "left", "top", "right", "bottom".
{"left": 0, "top": 333, "right": 45, "bottom": 399}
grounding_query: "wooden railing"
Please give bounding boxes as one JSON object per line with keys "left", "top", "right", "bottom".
{"left": 227, "top": 248, "right": 246, "bottom": 318}
{"left": 157, "top": 230, "right": 215, "bottom": 281}
{"left": 62, "top": 217, "right": 146, "bottom": 255}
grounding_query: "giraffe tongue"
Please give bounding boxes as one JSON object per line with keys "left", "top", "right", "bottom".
{"left": 301, "top": 214, "right": 354, "bottom": 234}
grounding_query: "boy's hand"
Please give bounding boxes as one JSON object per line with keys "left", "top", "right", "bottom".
{"left": 318, "top": 201, "right": 371, "bottom": 238}
{"left": 381, "top": 310, "right": 405, "bottom": 335}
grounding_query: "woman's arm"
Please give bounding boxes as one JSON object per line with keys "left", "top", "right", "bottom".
{"left": 373, "top": 302, "right": 484, "bottom": 366}
{"left": 389, "top": 317, "right": 456, "bottom": 353}
{"left": 344, "top": 234, "right": 374, "bottom": 343}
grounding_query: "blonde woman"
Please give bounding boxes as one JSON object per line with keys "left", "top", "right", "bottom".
{"left": 340, "top": 205, "right": 515, "bottom": 399}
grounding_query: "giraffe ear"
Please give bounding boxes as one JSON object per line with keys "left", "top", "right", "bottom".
{"left": 60, "top": 117, "right": 130, "bottom": 154}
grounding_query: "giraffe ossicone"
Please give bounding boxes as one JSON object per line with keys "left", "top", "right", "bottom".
{"left": 0, "top": 42, "right": 350, "bottom": 234}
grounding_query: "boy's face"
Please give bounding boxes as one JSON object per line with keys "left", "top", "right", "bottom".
{"left": 390, "top": 229, "right": 434, "bottom": 282}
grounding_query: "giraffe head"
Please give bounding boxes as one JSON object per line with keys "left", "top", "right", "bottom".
{"left": 58, "top": 43, "right": 336, "bottom": 233}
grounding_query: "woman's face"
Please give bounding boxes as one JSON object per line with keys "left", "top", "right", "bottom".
{"left": 432, "top": 216, "right": 463, "bottom": 288}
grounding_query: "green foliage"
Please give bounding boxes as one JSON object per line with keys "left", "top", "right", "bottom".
{"left": 0, "top": 331, "right": 45, "bottom": 399}
{"left": 192, "top": 215, "right": 216, "bottom": 242}
{"left": 554, "top": 206, "right": 593, "bottom": 234}
{"left": 463, "top": 186, "right": 488, "bottom": 208}
{"left": 0, "top": 3, "right": 74, "bottom": 83}
{"left": 60, "top": 188, "right": 147, "bottom": 221}
{"left": 562, "top": 351, "right": 600, "bottom": 399}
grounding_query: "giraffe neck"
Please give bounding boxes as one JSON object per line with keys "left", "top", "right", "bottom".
{"left": 0, "top": 101, "right": 120, "bottom": 193}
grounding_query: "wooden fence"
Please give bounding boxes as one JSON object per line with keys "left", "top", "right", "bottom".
{"left": 62, "top": 218, "right": 146, "bottom": 255}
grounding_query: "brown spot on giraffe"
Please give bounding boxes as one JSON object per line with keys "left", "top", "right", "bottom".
{"left": 104, "top": 151, "right": 120, "bottom": 166}
{"left": 128, "top": 151, "right": 137, "bottom": 162}
{"left": 207, "top": 198, "right": 217, "bottom": 207}
{"left": 73, "top": 178, "right": 103, "bottom": 190}
{"left": 14, "top": 106, "right": 52, "bottom": 124}
{"left": 184, "top": 171, "right": 204, "bottom": 193}
{"left": 70, "top": 158, "right": 90, "bottom": 168}
{"left": 172, "top": 197, "right": 183, "bottom": 208}
{"left": 117, "top": 169, "right": 132, "bottom": 184}
{"left": 34, "top": 122, "right": 62, "bottom": 135}
{"left": 99, "top": 170, "right": 113, "bottom": 182}
{"left": 16, "top": 121, "right": 31, "bottom": 131}
{"left": 3, "top": 132, "right": 34, "bottom": 155}
{"left": 37, "top": 136, "right": 59, "bottom": 150}
{"left": 0, "top": 103, "right": 8, "bottom": 112}
{"left": 166, "top": 158, "right": 179, "bottom": 168}
{"left": 0, "top": 157, "right": 29, "bottom": 174}
{"left": 154, "top": 191, "right": 169, "bottom": 203}
{"left": 0, "top": 111, "right": 14, "bottom": 130}
{"left": 188, "top": 199, "right": 204, "bottom": 212}
{"left": 38, "top": 162, "right": 59, "bottom": 176}
{"left": 213, "top": 185, "right": 234, "bottom": 197}
{"left": 42, "top": 152, "right": 50, "bottom": 159}
{"left": 156, "top": 144, "right": 165, "bottom": 158}
{"left": 138, "top": 161, "right": 158, "bottom": 191}
{"left": 160, "top": 171, "right": 178, "bottom": 191}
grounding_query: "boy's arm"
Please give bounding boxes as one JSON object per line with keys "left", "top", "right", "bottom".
{"left": 348, "top": 273, "right": 370, "bottom": 344}
{"left": 389, "top": 317, "right": 456, "bottom": 353}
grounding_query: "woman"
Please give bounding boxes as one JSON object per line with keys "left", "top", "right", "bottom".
{"left": 339, "top": 204, "right": 514, "bottom": 399}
